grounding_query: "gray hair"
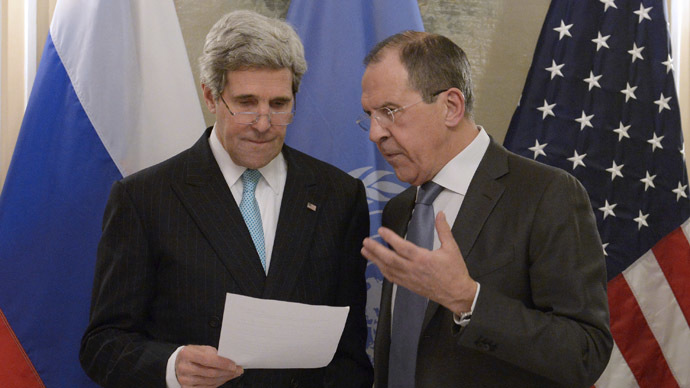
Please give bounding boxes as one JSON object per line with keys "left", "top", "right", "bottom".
{"left": 364, "top": 31, "right": 474, "bottom": 116}
{"left": 199, "top": 10, "right": 307, "bottom": 100}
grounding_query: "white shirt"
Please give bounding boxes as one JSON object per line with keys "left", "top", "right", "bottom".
{"left": 391, "top": 126, "right": 490, "bottom": 327}
{"left": 208, "top": 125, "right": 287, "bottom": 270}
{"left": 166, "top": 126, "right": 288, "bottom": 387}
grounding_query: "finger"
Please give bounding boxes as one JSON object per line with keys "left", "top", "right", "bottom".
{"left": 361, "top": 236, "right": 401, "bottom": 268}
{"left": 435, "top": 211, "right": 459, "bottom": 251}
{"left": 178, "top": 363, "right": 242, "bottom": 387}
{"left": 378, "top": 227, "right": 427, "bottom": 259}
{"left": 188, "top": 346, "right": 236, "bottom": 370}
{"left": 361, "top": 237, "right": 412, "bottom": 282}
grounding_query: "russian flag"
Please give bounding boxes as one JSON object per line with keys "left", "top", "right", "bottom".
{"left": 0, "top": 1, "right": 203, "bottom": 386}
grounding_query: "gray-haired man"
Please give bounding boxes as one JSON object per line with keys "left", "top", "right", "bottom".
{"left": 80, "top": 10, "right": 373, "bottom": 388}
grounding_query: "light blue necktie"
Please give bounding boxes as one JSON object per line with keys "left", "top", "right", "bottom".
{"left": 240, "top": 169, "right": 266, "bottom": 271}
{"left": 389, "top": 180, "right": 444, "bottom": 388}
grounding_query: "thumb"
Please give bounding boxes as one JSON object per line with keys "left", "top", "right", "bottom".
{"left": 435, "top": 211, "right": 457, "bottom": 250}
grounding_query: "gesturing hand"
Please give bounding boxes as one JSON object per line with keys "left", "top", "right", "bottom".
{"left": 361, "top": 211, "right": 477, "bottom": 315}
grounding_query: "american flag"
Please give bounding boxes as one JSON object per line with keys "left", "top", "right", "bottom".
{"left": 503, "top": 0, "right": 690, "bottom": 386}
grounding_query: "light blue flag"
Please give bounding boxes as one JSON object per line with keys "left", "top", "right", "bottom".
{"left": 286, "top": 0, "right": 424, "bottom": 358}
{"left": 0, "top": 1, "right": 203, "bottom": 386}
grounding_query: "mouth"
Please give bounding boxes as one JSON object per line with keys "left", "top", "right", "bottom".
{"left": 379, "top": 146, "right": 402, "bottom": 159}
{"left": 246, "top": 138, "right": 274, "bottom": 145}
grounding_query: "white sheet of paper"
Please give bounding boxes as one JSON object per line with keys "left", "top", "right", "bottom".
{"left": 217, "top": 293, "right": 350, "bottom": 369}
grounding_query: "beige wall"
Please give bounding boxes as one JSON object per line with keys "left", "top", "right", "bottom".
{"left": 0, "top": 0, "right": 55, "bottom": 191}
{"left": 1, "top": 0, "right": 689, "bottom": 191}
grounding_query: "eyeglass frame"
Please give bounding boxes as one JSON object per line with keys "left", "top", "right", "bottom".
{"left": 356, "top": 89, "right": 449, "bottom": 131}
{"left": 219, "top": 94, "right": 296, "bottom": 126}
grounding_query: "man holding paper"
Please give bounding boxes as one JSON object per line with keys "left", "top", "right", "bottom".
{"left": 80, "top": 10, "right": 373, "bottom": 388}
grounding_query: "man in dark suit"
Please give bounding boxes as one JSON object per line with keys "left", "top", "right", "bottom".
{"left": 359, "top": 31, "right": 613, "bottom": 387}
{"left": 80, "top": 10, "right": 373, "bottom": 388}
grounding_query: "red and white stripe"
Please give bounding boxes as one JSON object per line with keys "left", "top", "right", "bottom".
{"left": 595, "top": 218, "right": 690, "bottom": 387}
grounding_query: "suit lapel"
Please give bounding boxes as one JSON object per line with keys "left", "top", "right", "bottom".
{"left": 172, "top": 128, "right": 266, "bottom": 297}
{"left": 383, "top": 186, "right": 416, "bottom": 238}
{"left": 451, "top": 140, "right": 507, "bottom": 262}
{"left": 262, "top": 146, "right": 321, "bottom": 300}
{"left": 422, "top": 139, "right": 508, "bottom": 330}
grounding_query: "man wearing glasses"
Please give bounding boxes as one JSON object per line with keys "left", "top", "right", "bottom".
{"left": 359, "top": 31, "right": 612, "bottom": 387}
{"left": 80, "top": 10, "right": 373, "bottom": 388}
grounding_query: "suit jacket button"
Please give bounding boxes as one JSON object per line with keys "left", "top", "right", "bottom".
{"left": 290, "top": 378, "right": 299, "bottom": 387}
{"left": 209, "top": 316, "right": 221, "bottom": 328}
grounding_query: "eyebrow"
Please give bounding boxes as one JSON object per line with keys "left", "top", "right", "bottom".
{"left": 363, "top": 100, "right": 401, "bottom": 114}
{"left": 230, "top": 94, "right": 293, "bottom": 102}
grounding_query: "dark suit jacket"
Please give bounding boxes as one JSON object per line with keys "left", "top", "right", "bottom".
{"left": 80, "top": 128, "right": 373, "bottom": 387}
{"left": 374, "top": 140, "right": 612, "bottom": 388}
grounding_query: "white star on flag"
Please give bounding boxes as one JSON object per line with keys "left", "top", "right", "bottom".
{"left": 537, "top": 99, "right": 556, "bottom": 119}
{"left": 599, "top": 199, "right": 617, "bottom": 219}
{"left": 606, "top": 161, "right": 624, "bottom": 181}
{"left": 613, "top": 122, "right": 631, "bottom": 141}
{"left": 633, "top": 210, "right": 649, "bottom": 230}
{"left": 600, "top": 0, "right": 617, "bottom": 12}
{"left": 634, "top": 4, "right": 653, "bottom": 23}
{"left": 583, "top": 71, "right": 602, "bottom": 90}
{"left": 575, "top": 111, "right": 594, "bottom": 130}
{"left": 654, "top": 93, "right": 671, "bottom": 112}
{"left": 602, "top": 242, "right": 609, "bottom": 256}
{"left": 553, "top": 20, "right": 573, "bottom": 40}
{"left": 545, "top": 60, "right": 565, "bottom": 79}
{"left": 567, "top": 150, "right": 587, "bottom": 170}
{"left": 628, "top": 43, "right": 645, "bottom": 62}
{"left": 528, "top": 139, "right": 547, "bottom": 159}
{"left": 662, "top": 55, "right": 673, "bottom": 74}
{"left": 673, "top": 182, "right": 688, "bottom": 201}
{"left": 620, "top": 82, "right": 638, "bottom": 102}
{"left": 640, "top": 171, "right": 656, "bottom": 191}
{"left": 592, "top": 32, "right": 611, "bottom": 51}
{"left": 647, "top": 133, "right": 664, "bottom": 152}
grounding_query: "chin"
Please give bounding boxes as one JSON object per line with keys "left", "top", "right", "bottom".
{"left": 393, "top": 170, "right": 416, "bottom": 186}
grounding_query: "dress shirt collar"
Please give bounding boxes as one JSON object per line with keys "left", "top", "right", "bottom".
{"left": 208, "top": 125, "right": 286, "bottom": 193}
{"left": 431, "top": 126, "right": 490, "bottom": 195}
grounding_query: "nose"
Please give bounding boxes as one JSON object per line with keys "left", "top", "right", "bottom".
{"left": 252, "top": 114, "right": 272, "bottom": 132}
{"left": 368, "top": 117, "right": 388, "bottom": 144}
{"left": 252, "top": 104, "right": 272, "bottom": 132}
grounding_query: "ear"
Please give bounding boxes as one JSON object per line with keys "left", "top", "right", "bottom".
{"left": 443, "top": 87, "right": 465, "bottom": 127}
{"left": 201, "top": 83, "right": 217, "bottom": 114}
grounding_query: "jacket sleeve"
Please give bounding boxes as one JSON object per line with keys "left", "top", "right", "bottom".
{"left": 456, "top": 172, "right": 613, "bottom": 387}
{"left": 80, "top": 181, "right": 177, "bottom": 388}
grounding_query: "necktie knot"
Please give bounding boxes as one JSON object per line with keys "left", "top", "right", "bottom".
{"left": 242, "top": 169, "right": 262, "bottom": 192}
{"left": 416, "top": 181, "right": 443, "bottom": 205}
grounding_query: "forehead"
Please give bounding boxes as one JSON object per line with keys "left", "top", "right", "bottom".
{"left": 361, "top": 51, "right": 414, "bottom": 107}
{"left": 225, "top": 67, "right": 293, "bottom": 97}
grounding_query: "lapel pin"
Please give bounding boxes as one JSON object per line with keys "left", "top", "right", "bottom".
{"left": 307, "top": 202, "right": 317, "bottom": 211}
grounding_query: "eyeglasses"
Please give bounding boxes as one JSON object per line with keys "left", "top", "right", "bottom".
{"left": 356, "top": 89, "right": 447, "bottom": 131}
{"left": 220, "top": 95, "right": 295, "bottom": 126}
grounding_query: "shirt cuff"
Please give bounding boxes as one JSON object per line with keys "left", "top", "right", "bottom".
{"left": 166, "top": 346, "right": 184, "bottom": 388}
{"left": 453, "top": 282, "right": 481, "bottom": 327}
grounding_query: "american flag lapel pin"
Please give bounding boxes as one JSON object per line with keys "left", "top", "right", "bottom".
{"left": 307, "top": 202, "right": 317, "bottom": 211}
